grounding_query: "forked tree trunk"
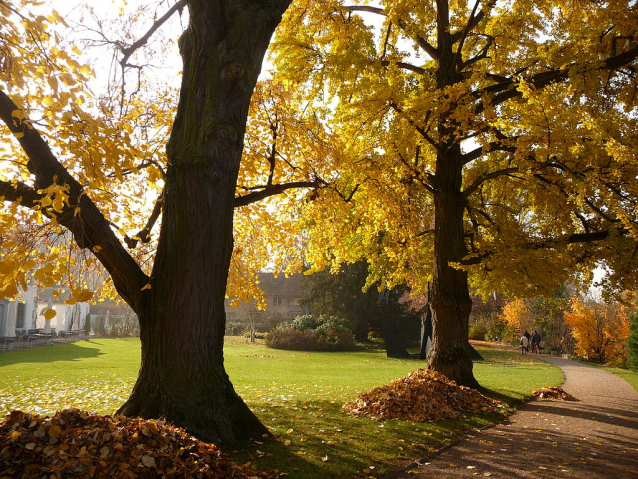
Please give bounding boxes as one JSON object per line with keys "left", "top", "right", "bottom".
{"left": 117, "top": 0, "right": 291, "bottom": 444}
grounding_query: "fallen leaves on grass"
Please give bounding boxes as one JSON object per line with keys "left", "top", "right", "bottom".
{"left": 342, "top": 369, "right": 505, "bottom": 422}
{"left": 0, "top": 409, "right": 280, "bottom": 478}
{"left": 532, "top": 387, "right": 579, "bottom": 401}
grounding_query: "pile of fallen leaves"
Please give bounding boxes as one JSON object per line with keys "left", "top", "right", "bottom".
{"left": 0, "top": 409, "right": 279, "bottom": 478}
{"left": 342, "top": 368, "right": 505, "bottom": 422}
{"left": 532, "top": 387, "right": 579, "bottom": 401}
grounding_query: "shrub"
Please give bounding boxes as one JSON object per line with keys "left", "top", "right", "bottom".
{"left": 468, "top": 325, "right": 487, "bottom": 341}
{"left": 225, "top": 322, "right": 245, "bottom": 336}
{"left": 266, "top": 314, "right": 355, "bottom": 351}
{"left": 266, "top": 329, "right": 317, "bottom": 350}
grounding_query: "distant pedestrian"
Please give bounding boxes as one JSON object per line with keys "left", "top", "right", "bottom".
{"left": 531, "top": 330, "right": 541, "bottom": 353}
{"left": 520, "top": 334, "right": 529, "bottom": 354}
{"left": 523, "top": 330, "right": 531, "bottom": 353}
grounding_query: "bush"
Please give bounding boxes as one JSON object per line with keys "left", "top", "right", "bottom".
{"left": 266, "top": 329, "right": 318, "bottom": 350}
{"left": 225, "top": 322, "right": 245, "bottom": 336}
{"left": 266, "top": 314, "right": 355, "bottom": 351}
{"left": 468, "top": 325, "right": 487, "bottom": 341}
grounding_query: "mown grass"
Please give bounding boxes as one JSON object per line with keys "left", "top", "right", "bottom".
{"left": 0, "top": 337, "right": 562, "bottom": 478}
{"left": 583, "top": 362, "right": 638, "bottom": 394}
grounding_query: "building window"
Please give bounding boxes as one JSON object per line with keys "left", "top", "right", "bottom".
{"left": 273, "top": 297, "right": 283, "bottom": 307}
{"left": 16, "top": 302, "right": 26, "bottom": 329}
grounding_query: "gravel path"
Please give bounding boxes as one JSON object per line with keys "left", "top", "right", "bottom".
{"left": 388, "top": 355, "right": 638, "bottom": 479}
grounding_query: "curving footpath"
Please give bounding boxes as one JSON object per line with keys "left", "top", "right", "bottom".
{"left": 388, "top": 355, "right": 638, "bottom": 479}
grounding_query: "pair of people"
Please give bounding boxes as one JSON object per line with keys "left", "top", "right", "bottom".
{"left": 520, "top": 330, "right": 542, "bottom": 354}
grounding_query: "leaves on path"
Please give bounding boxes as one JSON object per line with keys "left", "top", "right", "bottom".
{"left": 532, "top": 387, "right": 579, "bottom": 401}
{"left": 0, "top": 409, "right": 280, "bottom": 478}
{"left": 342, "top": 369, "right": 505, "bottom": 422}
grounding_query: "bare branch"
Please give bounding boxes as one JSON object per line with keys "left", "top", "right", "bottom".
{"left": 124, "top": 191, "right": 163, "bottom": 248}
{"left": 119, "top": 0, "right": 188, "bottom": 67}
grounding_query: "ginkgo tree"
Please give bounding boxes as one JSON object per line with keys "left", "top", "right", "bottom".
{"left": 269, "top": 0, "right": 638, "bottom": 386}
{"left": 0, "top": 0, "right": 316, "bottom": 444}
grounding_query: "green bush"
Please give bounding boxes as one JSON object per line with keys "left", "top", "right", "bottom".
{"left": 266, "top": 329, "right": 318, "bottom": 350}
{"left": 468, "top": 325, "right": 487, "bottom": 341}
{"left": 266, "top": 314, "right": 355, "bottom": 351}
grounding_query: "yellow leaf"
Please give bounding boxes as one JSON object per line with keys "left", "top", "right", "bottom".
{"left": 44, "top": 309, "right": 56, "bottom": 320}
{"left": 43, "top": 97, "right": 55, "bottom": 107}
{"left": 14, "top": 132, "right": 24, "bottom": 139}
{"left": 141, "top": 284, "right": 152, "bottom": 291}
{"left": 48, "top": 425, "right": 62, "bottom": 438}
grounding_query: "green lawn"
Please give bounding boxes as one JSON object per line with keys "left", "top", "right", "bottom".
{"left": 585, "top": 363, "right": 638, "bottom": 394}
{"left": 0, "top": 337, "right": 562, "bottom": 478}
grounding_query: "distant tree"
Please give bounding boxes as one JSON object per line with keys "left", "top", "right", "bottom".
{"left": 302, "top": 262, "right": 420, "bottom": 353}
{"left": 500, "top": 290, "right": 572, "bottom": 352}
{"left": 565, "top": 298, "right": 630, "bottom": 364}
{"left": 627, "top": 309, "right": 638, "bottom": 372}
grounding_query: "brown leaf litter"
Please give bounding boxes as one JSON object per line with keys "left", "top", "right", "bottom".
{"left": 0, "top": 409, "right": 280, "bottom": 478}
{"left": 532, "top": 387, "right": 579, "bottom": 401}
{"left": 342, "top": 368, "right": 506, "bottom": 422}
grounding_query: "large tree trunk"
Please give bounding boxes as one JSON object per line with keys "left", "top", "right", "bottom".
{"left": 117, "top": 0, "right": 291, "bottom": 444}
{"left": 427, "top": 144, "right": 478, "bottom": 388}
{"left": 426, "top": 0, "right": 478, "bottom": 388}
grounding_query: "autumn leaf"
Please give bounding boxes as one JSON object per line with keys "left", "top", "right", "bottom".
{"left": 43, "top": 309, "right": 56, "bottom": 320}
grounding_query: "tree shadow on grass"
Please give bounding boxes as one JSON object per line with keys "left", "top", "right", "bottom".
{"left": 0, "top": 341, "right": 104, "bottom": 367}
{"left": 224, "top": 399, "right": 502, "bottom": 479}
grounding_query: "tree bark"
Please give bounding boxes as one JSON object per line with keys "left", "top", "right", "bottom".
{"left": 426, "top": 0, "right": 478, "bottom": 388}
{"left": 117, "top": 0, "right": 291, "bottom": 444}
{"left": 427, "top": 144, "right": 478, "bottom": 388}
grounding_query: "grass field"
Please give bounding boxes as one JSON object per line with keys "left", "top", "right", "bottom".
{"left": 0, "top": 337, "right": 563, "bottom": 478}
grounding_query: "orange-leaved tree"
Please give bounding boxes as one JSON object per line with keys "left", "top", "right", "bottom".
{"left": 564, "top": 298, "right": 630, "bottom": 364}
{"left": 269, "top": 0, "right": 638, "bottom": 386}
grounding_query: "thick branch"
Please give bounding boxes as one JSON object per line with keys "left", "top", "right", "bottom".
{"left": 477, "top": 47, "right": 638, "bottom": 113}
{"left": 381, "top": 60, "right": 426, "bottom": 75}
{"left": 461, "top": 228, "right": 626, "bottom": 265}
{"left": 452, "top": 0, "right": 481, "bottom": 71}
{"left": 234, "top": 180, "right": 323, "bottom": 208}
{"left": 461, "top": 139, "right": 517, "bottom": 165}
{"left": 0, "top": 91, "right": 148, "bottom": 306}
{"left": 462, "top": 167, "right": 519, "bottom": 199}
{"left": 0, "top": 179, "right": 44, "bottom": 208}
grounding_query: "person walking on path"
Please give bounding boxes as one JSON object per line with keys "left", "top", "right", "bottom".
{"left": 388, "top": 356, "right": 638, "bottom": 479}
{"left": 520, "top": 334, "right": 529, "bottom": 354}
{"left": 531, "top": 330, "right": 541, "bottom": 354}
